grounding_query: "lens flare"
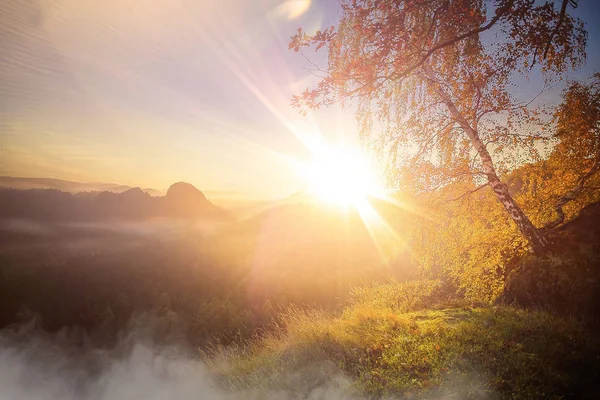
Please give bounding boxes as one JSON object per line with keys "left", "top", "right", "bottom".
{"left": 275, "top": 0, "right": 312, "bottom": 20}
{"left": 299, "top": 144, "right": 386, "bottom": 207}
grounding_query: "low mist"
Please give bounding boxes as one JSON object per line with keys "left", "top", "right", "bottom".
{"left": 0, "top": 318, "right": 359, "bottom": 400}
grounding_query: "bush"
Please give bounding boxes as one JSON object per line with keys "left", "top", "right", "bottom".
{"left": 502, "top": 250, "right": 600, "bottom": 318}
{"left": 348, "top": 279, "right": 445, "bottom": 312}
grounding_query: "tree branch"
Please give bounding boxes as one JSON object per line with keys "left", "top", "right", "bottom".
{"left": 542, "top": 155, "right": 600, "bottom": 232}
{"left": 389, "top": 0, "right": 515, "bottom": 81}
{"left": 541, "top": 0, "right": 578, "bottom": 62}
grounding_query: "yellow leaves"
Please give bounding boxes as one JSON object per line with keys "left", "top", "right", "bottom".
{"left": 288, "top": 0, "right": 592, "bottom": 302}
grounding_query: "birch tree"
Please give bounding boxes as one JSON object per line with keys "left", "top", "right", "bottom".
{"left": 289, "top": 0, "right": 587, "bottom": 255}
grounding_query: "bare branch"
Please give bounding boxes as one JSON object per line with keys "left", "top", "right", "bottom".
{"left": 299, "top": 51, "right": 328, "bottom": 73}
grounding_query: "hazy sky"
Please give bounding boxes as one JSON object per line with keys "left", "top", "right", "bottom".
{"left": 1, "top": 0, "right": 599, "bottom": 199}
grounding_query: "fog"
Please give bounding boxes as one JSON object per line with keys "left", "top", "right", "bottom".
{"left": 0, "top": 319, "right": 359, "bottom": 400}
{"left": 0, "top": 323, "right": 490, "bottom": 400}
{"left": 0, "top": 311, "right": 494, "bottom": 400}
{"left": 0, "top": 217, "right": 221, "bottom": 259}
{"left": 0, "top": 191, "right": 483, "bottom": 399}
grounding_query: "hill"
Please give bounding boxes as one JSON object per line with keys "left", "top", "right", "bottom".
{"left": 211, "top": 280, "right": 600, "bottom": 399}
{"left": 0, "top": 182, "right": 231, "bottom": 223}
{"left": 0, "top": 176, "right": 163, "bottom": 197}
{"left": 0, "top": 176, "right": 275, "bottom": 211}
{"left": 209, "top": 202, "right": 600, "bottom": 398}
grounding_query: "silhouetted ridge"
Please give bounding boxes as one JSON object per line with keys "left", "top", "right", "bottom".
{"left": 163, "top": 182, "right": 230, "bottom": 219}
{"left": 121, "top": 187, "right": 149, "bottom": 199}
{"left": 167, "top": 182, "right": 207, "bottom": 201}
{"left": 0, "top": 176, "right": 163, "bottom": 196}
{"left": 0, "top": 183, "right": 230, "bottom": 222}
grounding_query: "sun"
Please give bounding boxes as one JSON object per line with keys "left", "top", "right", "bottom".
{"left": 300, "top": 145, "right": 386, "bottom": 207}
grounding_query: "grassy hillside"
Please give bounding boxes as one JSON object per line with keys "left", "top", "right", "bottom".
{"left": 210, "top": 281, "right": 600, "bottom": 399}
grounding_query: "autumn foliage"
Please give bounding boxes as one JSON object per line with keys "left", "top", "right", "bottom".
{"left": 290, "top": 0, "right": 590, "bottom": 255}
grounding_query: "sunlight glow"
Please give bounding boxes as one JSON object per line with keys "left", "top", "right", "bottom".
{"left": 275, "top": 0, "right": 312, "bottom": 20}
{"left": 300, "top": 145, "right": 386, "bottom": 207}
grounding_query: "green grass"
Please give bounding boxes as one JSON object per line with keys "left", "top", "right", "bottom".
{"left": 207, "top": 281, "right": 600, "bottom": 399}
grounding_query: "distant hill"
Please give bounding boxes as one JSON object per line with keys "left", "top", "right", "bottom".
{"left": 0, "top": 182, "right": 231, "bottom": 223}
{"left": 0, "top": 177, "right": 282, "bottom": 211}
{"left": 0, "top": 176, "right": 164, "bottom": 197}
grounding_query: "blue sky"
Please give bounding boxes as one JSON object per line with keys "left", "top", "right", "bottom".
{"left": 0, "top": 0, "right": 598, "bottom": 199}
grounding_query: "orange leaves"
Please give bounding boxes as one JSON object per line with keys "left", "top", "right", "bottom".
{"left": 288, "top": 28, "right": 309, "bottom": 52}
{"left": 287, "top": 1, "right": 590, "bottom": 255}
{"left": 289, "top": 26, "right": 335, "bottom": 53}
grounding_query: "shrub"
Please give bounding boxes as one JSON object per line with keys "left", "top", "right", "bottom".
{"left": 348, "top": 279, "right": 445, "bottom": 312}
{"left": 502, "top": 250, "right": 600, "bottom": 318}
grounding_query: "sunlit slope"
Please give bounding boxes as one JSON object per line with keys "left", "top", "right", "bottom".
{"left": 212, "top": 281, "right": 600, "bottom": 399}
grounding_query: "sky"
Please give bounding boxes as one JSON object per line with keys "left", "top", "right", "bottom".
{"left": 1, "top": 0, "right": 599, "bottom": 200}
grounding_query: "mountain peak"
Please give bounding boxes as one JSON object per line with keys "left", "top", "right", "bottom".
{"left": 166, "top": 182, "right": 207, "bottom": 202}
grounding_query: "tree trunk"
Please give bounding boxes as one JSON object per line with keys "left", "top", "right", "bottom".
{"left": 422, "top": 70, "right": 549, "bottom": 255}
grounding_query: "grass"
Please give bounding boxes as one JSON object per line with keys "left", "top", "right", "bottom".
{"left": 207, "top": 280, "right": 600, "bottom": 399}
